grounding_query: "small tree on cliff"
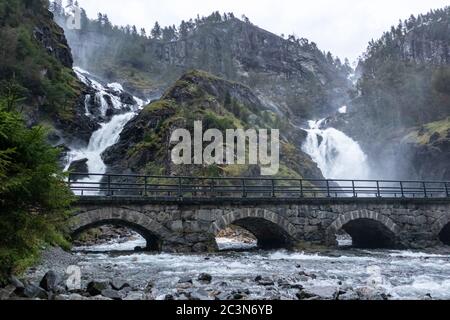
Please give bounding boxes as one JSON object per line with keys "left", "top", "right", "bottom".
{"left": 151, "top": 21, "right": 162, "bottom": 39}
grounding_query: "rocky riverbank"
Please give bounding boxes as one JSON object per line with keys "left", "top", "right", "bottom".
{"left": 2, "top": 243, "right": 450, "bottom": 301}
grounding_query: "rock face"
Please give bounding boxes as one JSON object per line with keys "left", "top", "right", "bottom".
{"left": 103, "top": 70, "right": 323, "bottom": 180}
{"left": 325, "top": 8, "right": 450, "bottom": 181}
{"left": 62, "top": 16, "right": 351, "bottom": 120}
{"left": 0, "top": 2, "right": 99, "bottom": 146}
{"left": 68, "top": 158, "right": 89, "bottom": 178}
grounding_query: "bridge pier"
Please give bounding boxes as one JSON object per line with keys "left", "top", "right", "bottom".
{"left": 69, "top": 198, "right": 450, "bottom": 252}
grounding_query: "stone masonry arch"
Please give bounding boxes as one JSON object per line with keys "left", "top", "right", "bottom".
{"left": 210, "top": 208, "right": 297, "bottom": 249}
{"left": 69, "top": 207, "right": 171, "bottom": 251}
{"left": 326, "top": 209, "right": 400, "bottom": 248}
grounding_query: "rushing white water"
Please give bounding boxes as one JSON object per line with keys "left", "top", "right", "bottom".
{"left": 65, "top": 67, "right": 148, "bottom": 190}
{"left": 302, "top": 119, "right": 371, "bottom": 180}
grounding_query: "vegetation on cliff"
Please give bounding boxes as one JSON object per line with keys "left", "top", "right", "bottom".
{"left": 0, "top": 0, "right": 93, "bottom": 142}
{"left": 103, "top": 70, "right": 323, "bottom": 180}
{"left": 0, "top": 89, "right": 74, "bottom": 283}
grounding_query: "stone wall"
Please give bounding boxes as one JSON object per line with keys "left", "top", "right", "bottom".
{"left": 70, "top": 198, "right": 450, "bottom": 252}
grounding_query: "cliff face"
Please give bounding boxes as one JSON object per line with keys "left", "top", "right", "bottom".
{"left": 63, "top": 17, "right": 351, "bottom": 121}
{"left": 103, "top": 70, "right": 323, "bottom": 180}
{"left": 0, "top": 0, "right": 98, "bottom": 145}
{"left": 327, "top": 7, "right": 450, "bottom": 180}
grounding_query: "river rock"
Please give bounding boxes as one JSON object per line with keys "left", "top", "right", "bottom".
{"left": 101, "top": 289, "right": 123, "bottom": 300}
{"left": 22, "top": 284, "right": 48, "bottom": 299}
{"left": 0, "top": 285, "right": 16, "bottom": 300}
{"left": 178, "top": 276, "right": 193, "bottom": 284}
{"left": 189, "top": 288, "right": 213, "bottom": 300}
{"left": 197, "top": 273, "right": 212, "bottom": 283}
{"left": 9, "top": 276, "right": 25, "bottom": 290}
{"left": 110, "top": 279, "right": 131, "bottom": 291}
{"left": 40, "top": 270, "right": 63, "bottom": 292}
{"left": 255, "top": 276, "right": 274, "bottom": 286}
{"left": 87, "top": 281, "right": 110, "bottom": 296}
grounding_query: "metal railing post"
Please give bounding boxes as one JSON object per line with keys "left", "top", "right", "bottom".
{"left": 300, "top": 180, "right": 304, "bottom": 198}
{"left": 400, "top": 181, "right": 405, "bottom": 198}
{"left": 107, "top": 174, "right": 111, "bottom": 197}
{"left": 376, "top": 181, "right": 381, "bottom": 198}
{"left": 210, "top": 179, "right": 215, "bottom": 198}
{"left": 445, "top": 182, "right": 449, "bottom": 198}
{"left": 242, "top": 179, "right": 247, "bottom": 198}
{"left": 326, "top": 180, "right": 331, "bottom": 197}
{"left": 271, "top": 179, "right": 276, "bottom": 198}
{"left": 352, "top": 180, "right": 356, "bottom": 198}
{"left": 144, "top": 176, "right": 148, "bottom": 197}
{"left": 423, "top": 182, "right": 428, "bottom": 198}
{"left": 178, "top": 177, "right": 183, "bottom": 198}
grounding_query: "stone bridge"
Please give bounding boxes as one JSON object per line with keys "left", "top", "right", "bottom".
{"left": 69, "top": 197, "right": 450, "bottom": 252}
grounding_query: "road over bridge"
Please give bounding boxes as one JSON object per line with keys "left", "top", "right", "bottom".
{"left": 68, "top": 174, "right": 450, "bottom": 252}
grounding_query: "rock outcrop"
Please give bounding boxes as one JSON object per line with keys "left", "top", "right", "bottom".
{"left": 103, "top": 70, "right": 323, "bottom": 180}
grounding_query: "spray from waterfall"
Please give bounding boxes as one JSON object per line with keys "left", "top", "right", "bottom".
{"left": 302, "top": 119, "right": 371, "bottom": 181}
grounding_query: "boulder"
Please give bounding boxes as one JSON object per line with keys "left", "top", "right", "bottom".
{"left": 9, "top": 276, "right": 25, "bottom": 290}
{"left": 39, "top": 271, "right": 63, "bottom": 292}
{"left": 22, "top": 284, "right": 48, "bottom": 299}
{"left": 86, "top": 281, "right": 110, "bottom": 296}
{"left": 0, "top": 285, "right": 16, "bottom": 300}
{"left": 68, "top": 158, "right": 89, "bottom": 180}
{"left": 101, "top": 289, "right": 123, "bottom": 300}
{"left": 255, "top": 276, "right": 274, "bottom": 286}
{"left": 197, "top": 273, "right": 212, "bottom": 283}
{"left": 110, "top": 279, "right": 131, "bottom": 291}
{"left": 189, "top": 289, "right": 213, "bottom": 301}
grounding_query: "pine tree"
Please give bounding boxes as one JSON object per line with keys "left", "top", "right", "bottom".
{"left": 151, "top": 21, "right": 161, "bottom": 39}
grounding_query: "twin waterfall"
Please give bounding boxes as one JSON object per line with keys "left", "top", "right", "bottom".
{"left": 302, "top": 119, "right": 371, "bottom": 181}
{"left": 65, "top": 67, "right": 370, "bottom": 186}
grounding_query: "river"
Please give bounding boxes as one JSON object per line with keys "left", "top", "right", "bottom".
{"left": 48, "top": 69, "right": 450, "bottom": 301}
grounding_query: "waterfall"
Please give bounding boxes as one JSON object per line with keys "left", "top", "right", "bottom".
{"left": 302, "top": 119, "right": 371, "bottom": 180}
{"left": 65, "top": 67, "right": 151, "bottom": 190}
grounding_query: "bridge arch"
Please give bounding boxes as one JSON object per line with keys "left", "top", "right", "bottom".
{"left": 69, "top": 207, "right": 171, "bottom": 251}
{"left": 210, "top": 208, "right": 297, "bottom": 249}
{"left": 432, "top": 215, "right": 450, "bottom": 246}
{"left": 326, "top": 210, "right": 400, "bottom": 249}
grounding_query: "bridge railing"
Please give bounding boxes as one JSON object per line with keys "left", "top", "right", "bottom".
{"left": 67, "top": 173, "right": 450, "bottom": 199}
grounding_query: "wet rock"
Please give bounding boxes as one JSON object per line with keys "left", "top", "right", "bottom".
{"left": 304, "top": 286, "right": 338, "bottom": 300}
{"left": 356, "top": 287, "right": 390, "bottom": 300}
{"left": 22, "top": 284, "right": 48, "bottom": 299}
{"left": 337, "top": 290, "right": 360, "bottom": 300}
{"left": 164, "top": 294, "right": 175, "bottom": 300}
{"left": 54, "top": 293, "right": 88, "bottom": 301}
{"left": 120, "top": 92, "right": 136, "bottom": 105}
{"left": 110, "top": 279, "right": 130, "bottom": 291}
{"left": 0, "top": 285, "right": 16, "bottom": 300}
{"left": 255, "top": 276, "right": 274, "bottom": 286}
{"left": 9, "top": 276, "right": 25, "bottom": 290}
{"left": 101, "top": 289, "right": 123, "bottom": 300}
{"left": 68, "top": 158, "right": 89, "bottom": 180}
{"left": 123, "top": 292, "right": 147, "bottom": 300}
{"left": 86, "top": 281, "right": 110, "bottom": 296}
{"left": 178, "top": 277, "right": 193, "bottom": 284}
{"left": 198, "top": 273, "right": 212, "bottom": 283}
{"left": 190, "top": 288, "right": 213, "bottom": 300}
{"left": 40, "top": 271, "right": 63, "bottom": 292}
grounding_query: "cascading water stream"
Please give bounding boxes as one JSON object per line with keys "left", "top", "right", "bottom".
{"left": 65, "top": 67, "right": 150, "bottom": 193}
{"left": 302, "top": 119, "right": 371, "bottom": 181}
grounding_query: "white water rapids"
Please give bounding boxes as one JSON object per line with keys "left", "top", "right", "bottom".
{"left": 64, "top": 68, "right": 148, "bottom": 188}
{"left": 302, "top": 119, "right": 371, "bottom": 180}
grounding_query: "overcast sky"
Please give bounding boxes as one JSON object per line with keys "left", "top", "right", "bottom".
{"left": 72, "top": 0, "right": 449, "bottom": 63}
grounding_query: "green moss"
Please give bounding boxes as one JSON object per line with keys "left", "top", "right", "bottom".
{"left": 406, "top": 117, "right": 450, "bottom": 144}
